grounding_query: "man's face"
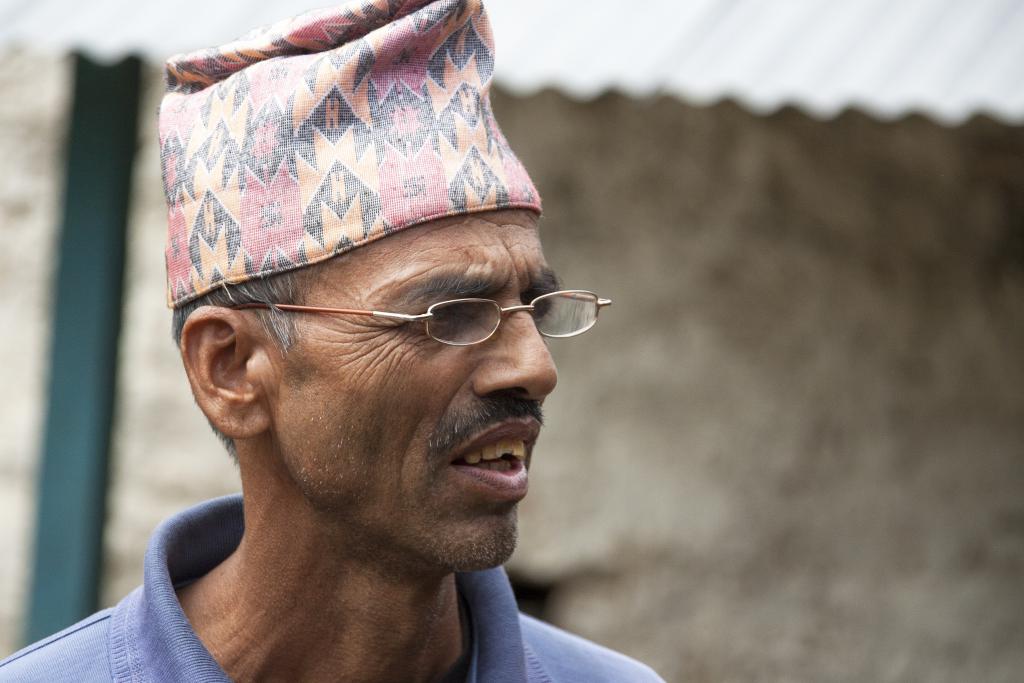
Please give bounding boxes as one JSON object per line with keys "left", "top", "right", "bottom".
{"left": 266, "top": 210, "right": 558, "bottom": 573}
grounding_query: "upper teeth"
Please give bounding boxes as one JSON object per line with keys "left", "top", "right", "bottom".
{"left": 463, "top": 439, "right": 526, "bottom": 465}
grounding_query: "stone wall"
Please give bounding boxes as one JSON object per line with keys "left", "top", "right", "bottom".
{"left": 1, "top": 53, "right": 1022, "bottom": 682}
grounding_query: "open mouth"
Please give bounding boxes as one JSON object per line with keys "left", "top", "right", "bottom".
{"left": 448, "top": 431, "right": 532, "bottom": 502}
{"left": 451, "top": 439, "right": 526, "bottom": 472}
{"left": 445, "top": 419, "right": 539, "bottom": 501}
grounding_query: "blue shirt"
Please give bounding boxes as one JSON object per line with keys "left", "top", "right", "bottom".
{"left": 2, "top": 495, "right": 662, "bottom": 682}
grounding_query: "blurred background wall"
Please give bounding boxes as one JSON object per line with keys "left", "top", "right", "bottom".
{"left": 2, "top": 2, "right": 1023, "bottom": 681}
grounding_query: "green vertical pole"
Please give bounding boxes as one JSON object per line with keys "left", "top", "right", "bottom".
{"left": 25, "top": 54, "right": 141, "bottom": 644}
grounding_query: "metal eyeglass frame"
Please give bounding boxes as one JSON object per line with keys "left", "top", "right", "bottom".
{"left": 231, "top": 289, "right": 613, "bottom": 346}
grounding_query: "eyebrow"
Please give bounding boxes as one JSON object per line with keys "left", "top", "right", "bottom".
{"left": 398, "top": 266, "right": 562, "bottom": 307}
{"left": 521, "top": 267, "right": 562, "bottom": 301}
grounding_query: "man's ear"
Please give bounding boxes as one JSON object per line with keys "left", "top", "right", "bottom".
{"left": 179, "top": 306, "right": 277, "bottom": 442}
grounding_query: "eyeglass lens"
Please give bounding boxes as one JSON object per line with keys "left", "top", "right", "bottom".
{"left": 426, "top": 292, "right": 599, "bottom": 345}
{"left": 533, "top": 291, "right": 598, "bottom": 338}
{"left": 426, "top": 300, "right": 502, "bottom": 345}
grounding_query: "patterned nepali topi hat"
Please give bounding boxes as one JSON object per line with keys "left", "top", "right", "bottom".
{"left": 159, "top": 0, "right": 540, "bottom": 308}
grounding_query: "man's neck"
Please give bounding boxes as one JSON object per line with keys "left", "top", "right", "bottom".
{"left": 177, "top": 491, "right": 465, "bottom": 683}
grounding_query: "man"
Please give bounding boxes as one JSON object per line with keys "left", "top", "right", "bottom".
{"left": 2, "top": 1, "right": 662, "bottom": 681}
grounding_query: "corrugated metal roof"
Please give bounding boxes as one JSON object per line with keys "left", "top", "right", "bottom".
{"left": 0, "top": 0, "right": 1021, "bottom": 125}
{"left": 487, "top": 0, "right": 1024, "bottom": 124}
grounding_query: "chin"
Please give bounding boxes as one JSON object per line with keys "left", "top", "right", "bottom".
{"left": 428, "top": 509, "right": 520, "bottom": 572}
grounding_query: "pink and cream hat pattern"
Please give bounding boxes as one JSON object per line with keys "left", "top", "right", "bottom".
{"left": 159, "top": 0, "right": 540, "bottom": 307}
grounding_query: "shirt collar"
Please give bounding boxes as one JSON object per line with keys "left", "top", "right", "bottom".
{"left": 109, "top": 494, "right": 528, "bottom": 682}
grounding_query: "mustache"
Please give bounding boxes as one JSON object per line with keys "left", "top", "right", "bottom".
{"left": 428, "top": 395, "right": 544, "bottom": 458}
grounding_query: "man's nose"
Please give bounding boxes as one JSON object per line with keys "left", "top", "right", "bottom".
{"left": 471, "top": 309, "right": 558, "bottom": 400}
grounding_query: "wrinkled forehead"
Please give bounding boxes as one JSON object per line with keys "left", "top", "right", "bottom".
{"left": 306, "top": 211, "right": 554, "bottom": 304}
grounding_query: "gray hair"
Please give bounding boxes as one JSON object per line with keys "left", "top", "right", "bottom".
{"left": 170, "top": 270, "right": 306, "bottom": 458}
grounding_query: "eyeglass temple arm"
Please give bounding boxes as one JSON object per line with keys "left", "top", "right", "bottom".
{"left": 231, "top": 302, "right": 375, "bottom": 316}
{"left": 231, "top": 302, "right": 430, "bottom": 322}
{"left": 370, "top": 311, "right": 431, "bottom": 322}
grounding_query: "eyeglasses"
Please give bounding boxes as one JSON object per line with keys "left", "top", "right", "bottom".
{"left": 232, "top": 290, "right": 612, "bottom": 346}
